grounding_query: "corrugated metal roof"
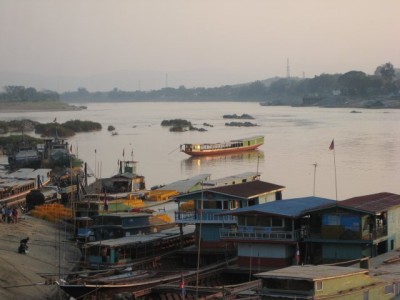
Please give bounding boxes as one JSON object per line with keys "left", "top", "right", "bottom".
{"left": 158, "top": 174, "right": 210, "bottom": 193}
{"left": 339, "top": 192, "right": 400, "bottom": 214}
{"left": 219, "top": 196, "right": 335, "bottom": 218}
{"left": 255, "top": 265, "right": 368, "bottom": 281}
{"left": 84, "top": 224, "right": 195, "bottom": 248}
{"left": 208, "top": 180, "right": 285, "bottom": 199}
{"left": 203, "top": 172, "right": 260, "bottom": 187}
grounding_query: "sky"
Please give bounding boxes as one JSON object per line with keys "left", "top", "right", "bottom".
{"left": 0, "top": 0, "right": 399, "bottom": 92}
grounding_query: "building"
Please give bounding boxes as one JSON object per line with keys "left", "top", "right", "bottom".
{"left": 255, "top": 264, "right": 396, "bottom": 299}
{"left": 305, "top": 192, "right": 400, "bottom": 263}
{"left": 174, "top": 180, "right": 285, "bottom": 249}
{"left": 219, "top": 196, "right": 335, "bottom": 268}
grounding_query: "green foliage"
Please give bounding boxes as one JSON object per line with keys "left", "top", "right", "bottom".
{"left": 161, "top": 119, "right": 192, "bottom": 127}
{"left": 0, "top": 86, "right": 59, "bottom": 102}
{"left": 35, "top": 123, "right": 75, "bottom": 138}
{"left": 35, "top": 120, "right": 101, "bottom": 138}
{"left": 62, "top": 120, "right": 102, "bottom": 132}
{"left": 0, "top": 135, "right": 44, "bottom": 153}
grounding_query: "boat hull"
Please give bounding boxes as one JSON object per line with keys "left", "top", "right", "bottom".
{"left": 183, "top": 144, "right": 262, "bottom": 156}
{"left": 181, "top": 135, "right": 264, "bottom": 157}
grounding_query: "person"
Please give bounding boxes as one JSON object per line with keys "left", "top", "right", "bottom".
{"left": 0, "top": 206, "right": 4, "bottom": 222}
{"left": 12, "top": 208, "right": 18, "bottom": 224}
{"left": 101, "top": 247, "right": 108, "bottom": 263}
{"left": 18, "top": 237, "right": 29, "bottom": 254}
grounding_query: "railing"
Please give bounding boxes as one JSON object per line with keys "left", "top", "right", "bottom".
{"left": 362, "top": 226, "right": 388, "bottom": 240}
{"left": 174, "top": 210, "right": 236, "bottom": 224}
{"left": 220, "top": 227, "right": 301, "bottom": 241}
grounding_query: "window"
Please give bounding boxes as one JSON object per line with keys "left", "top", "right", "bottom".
{"left": 272, "top": 218, "right": 284, "bottom": 227}
{"left": 316, "top": 281, "right": 323, "bottom": 291}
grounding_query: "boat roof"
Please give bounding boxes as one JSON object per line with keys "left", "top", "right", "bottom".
{"left": 218, "top": 196, "right": 335, "bottom": 218}
{"left": 157, "top": 174, "right": 211, "bottom": 193}
{"left": 0, "top": 178, "right": 35, "bottom": 191}
{"left": 202, "top": 172, "right": 261, "bottom": 187}
{"left": 3, "top": 168, "right": 52, "bottom": 179}
{"left": 255, "top": 265, "right": 368, "bottom": 281}
{"left": 182, "top": 135, "right": 264, "bottom": 146}
{"left": 84, "top": 224, "right": 195, "bottom": 248}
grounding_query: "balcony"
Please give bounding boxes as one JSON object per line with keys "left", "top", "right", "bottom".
{"left": 220, "top": 226, "right": 301, "bottom": 242}
{"left": 362, "top": 226, "right": 388, "bottom": 240}
{"left": 174, "top": 209, "right": 236, "bottom": 224}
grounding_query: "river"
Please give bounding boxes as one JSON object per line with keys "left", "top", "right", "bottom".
{"left": 1, "top": 102, "right": 399, "bottom": 200}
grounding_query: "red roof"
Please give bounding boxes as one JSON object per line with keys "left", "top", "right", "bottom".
{"left": 208, "top": 180, "right": 285, "bottom": 199}
{"left": 339, "top": 192, "right": 400, "bottom": 214}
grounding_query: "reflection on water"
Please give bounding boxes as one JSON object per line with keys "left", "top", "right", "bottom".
{"left": 181, "top": 150, "right": 264, "bottom": 173}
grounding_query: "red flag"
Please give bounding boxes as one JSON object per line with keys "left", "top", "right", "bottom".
{"left": 329, "top": 139, "right": 334, "bottom": 150}
{"left": 179, "top": 275, "right": 185, "bottom": 289}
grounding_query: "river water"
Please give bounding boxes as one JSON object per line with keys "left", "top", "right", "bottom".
{"left": 1, "top": 102, "right": 399, "bottom": 200}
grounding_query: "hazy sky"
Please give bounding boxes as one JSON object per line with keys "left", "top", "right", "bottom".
{"left": 0, "top": 0, "right": 399, "bottom": 91}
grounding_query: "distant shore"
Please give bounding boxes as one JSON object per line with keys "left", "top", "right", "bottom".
{"left": 0, "top": 213, "right": 81, "bottom": 300}
{"left": 0, "top": 101, "right": 84, "bottom": 112}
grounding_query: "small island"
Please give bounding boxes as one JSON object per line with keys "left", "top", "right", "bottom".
{"left": 225, "top": 122, "right": 258, "bottom": 127}
{"left": 222, "top": 113, "right": 255, "bottom": 119}
{"left": 161, "top": 119, "right": 207, "bottom": 132}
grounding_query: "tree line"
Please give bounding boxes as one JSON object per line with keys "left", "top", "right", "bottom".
{"left": 1, "top": 62, "right": 399, "bottom": 105}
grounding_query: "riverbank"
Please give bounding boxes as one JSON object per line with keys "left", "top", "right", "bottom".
{"left": 0, "top": 214, "right": 81, "bottom": 300}
{"left": 0, "top": 101, "right": 84, "bottom": 112}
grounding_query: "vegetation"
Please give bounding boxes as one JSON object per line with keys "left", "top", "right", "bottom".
{"left": 0, "top": 135, "right": 44, "bottom": 154}
{"left": 0, "top": 86, "right": 59, "bottom": 102}
{"left": 62, "top": 120, "right": 102, "bottom": 132}
{"left": 1, "top": 62, "right": 399, "bottom": 109}
{"left": 0, "top": 119, "right": 39, "bottom": 134}
{"left": 225, "top": 122, "right": 258, "bottom": 127}
{"left": 59, "top": 62, "right": 400, "bottom": 108}
{"left": 223, "top": 113, "right": 254, "bottom": 119}
{"left": 0, "top": 86, "right": 84, "bottom": 111}
{"left": 161, "top": 119, "right": 207, "bottom": 132}
{"left": 107, "top": 125, "right": 116, "bottom": 131}
{"left": 35, "top": 120, "right": 101, "bottom": 137}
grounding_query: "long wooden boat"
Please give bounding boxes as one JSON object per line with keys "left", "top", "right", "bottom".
{"left": 0, "top": 168, "right": 52, "bottom": 207}
{"left": 180, "top": 136, "right": 264, "bottom": 156}
{"left": 57, "top": 258, "right": 229, "bottom": 299}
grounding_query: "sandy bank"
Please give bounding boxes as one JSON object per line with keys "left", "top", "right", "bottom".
{"left": 0, "top": 214, "right": 81, "bottom": 300}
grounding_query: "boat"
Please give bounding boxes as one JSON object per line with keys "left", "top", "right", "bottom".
{"left": 7, "top": 140, "right": 41, "bottom": 170}
{"left": 40, "top": 138, "right": 82, "bottom": 168}
{"left": 0, "top": 168, "right": 52, "bottom": 207}
{"left": 56, "top": 257, "right": 229, "bottom": 299}
{"left": 180, "top": 136, "right": 264, "bottom": 156}
{"left": 81, "top": 224, "right": 195, "bottom": 269}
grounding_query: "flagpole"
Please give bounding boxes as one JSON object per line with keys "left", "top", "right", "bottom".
{"left": 329, "top": 140, "right": 338, "bottom": 200}
{"left": 333, "top": 147, "right": 338, "bottom": 200}
{"left": 312, "top": 163, "right": 318, "bottom": 196}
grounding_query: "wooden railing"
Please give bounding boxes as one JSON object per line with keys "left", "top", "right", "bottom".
{"left": 220, "top": 227, "right": 301, "bottom": 241}
{"left": 174, "top": 210, "right": 236, "bottom": 224}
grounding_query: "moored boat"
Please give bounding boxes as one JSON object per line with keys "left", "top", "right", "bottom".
{"left": 180, "top": 136, "right": 264, "bottom": 156}
{"left": 7, "top": 141, "right": 41, "bottom": 169}
{"left": 0, "top": 168, "right": 52, "bottom": 207}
